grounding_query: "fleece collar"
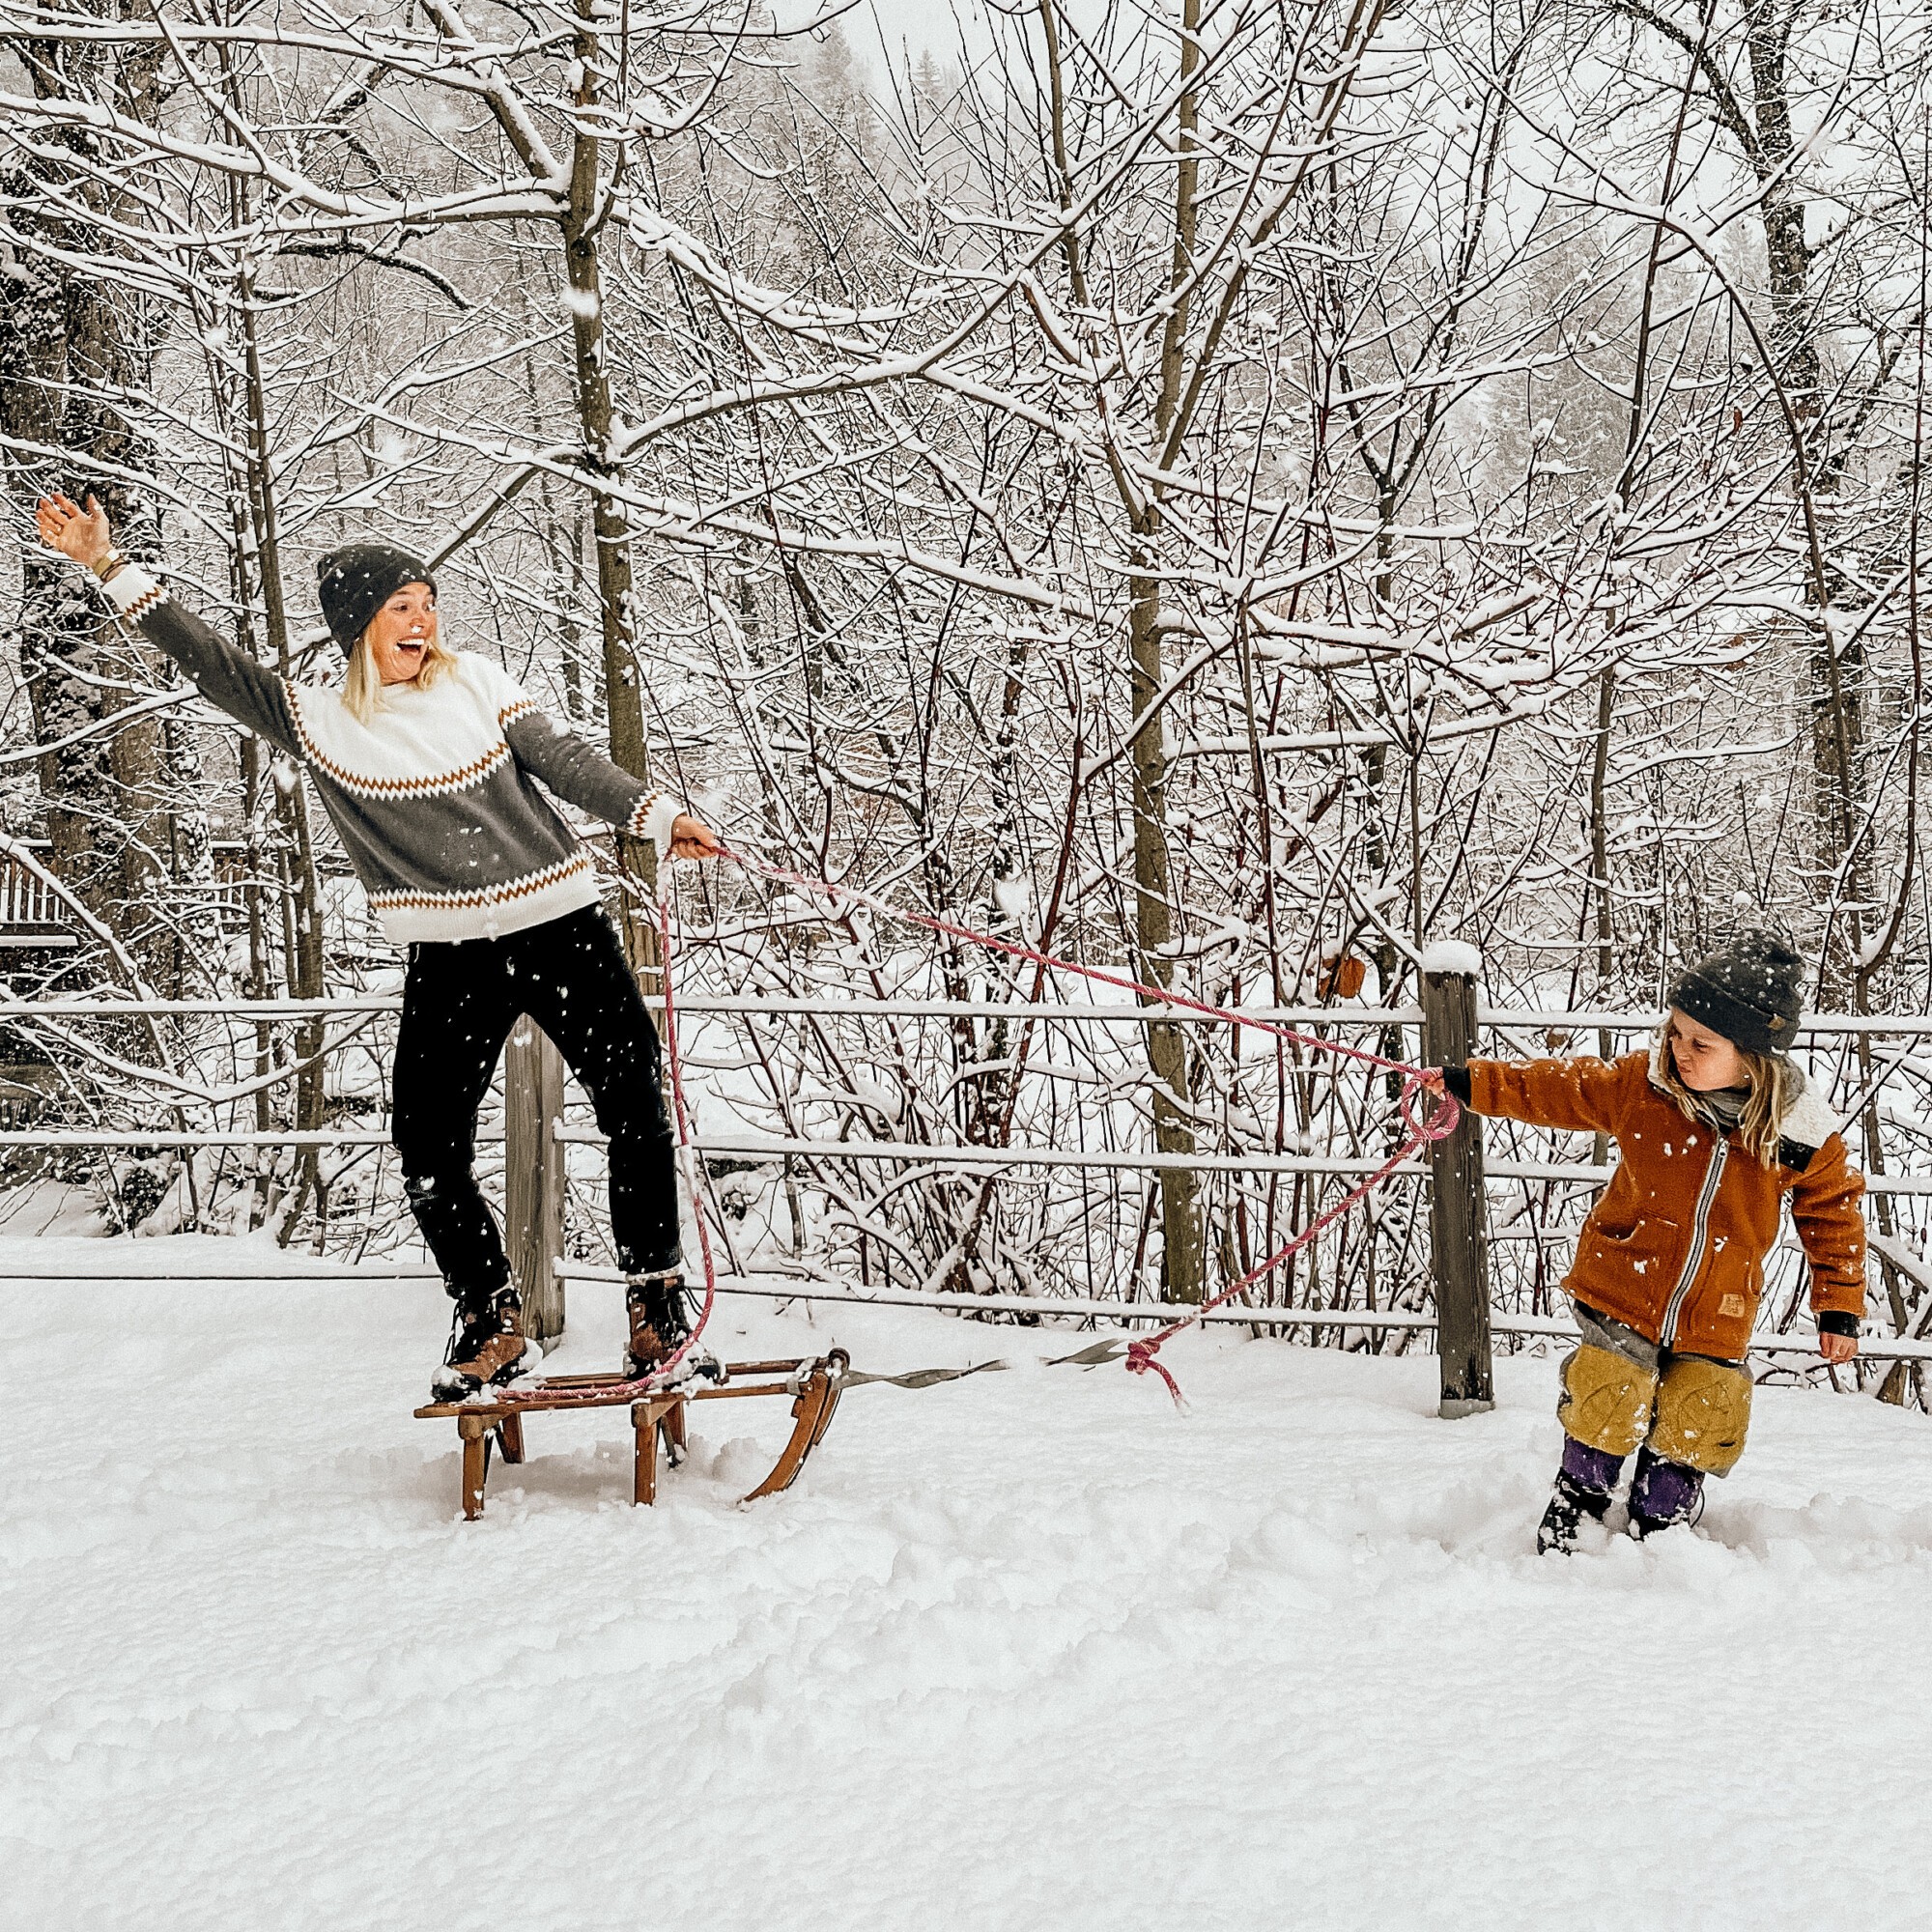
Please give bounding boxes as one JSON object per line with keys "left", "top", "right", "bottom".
{"left": 1779, "top": 1082, "right": 1840, "bottom": 1152}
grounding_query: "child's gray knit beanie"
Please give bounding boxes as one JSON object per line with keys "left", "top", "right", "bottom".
{"left": 1668, "top": 931, "right": 1804, "bottom": 1059}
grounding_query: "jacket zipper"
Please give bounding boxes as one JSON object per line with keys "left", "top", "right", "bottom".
{"left": 1661, "top": 1135, "right": 1728, "bottom": 1348}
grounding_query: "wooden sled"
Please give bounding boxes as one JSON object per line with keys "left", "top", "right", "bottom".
{"left": 414, "top": 1350, "right": 849, "bottom": 1520}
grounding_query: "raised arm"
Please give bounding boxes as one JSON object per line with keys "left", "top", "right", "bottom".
{"left": 37, "top": 495, "right": 300, "bottom": 758}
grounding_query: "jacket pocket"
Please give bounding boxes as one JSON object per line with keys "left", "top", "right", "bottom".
{"left": 1582, "top": 1216, "right": 1679, "bottom": 1287}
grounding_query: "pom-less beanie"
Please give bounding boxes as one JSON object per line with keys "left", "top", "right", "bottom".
{"left": 316, "top": 543, "right": 437, "bottom": 656}
{"left": 1667, "top": 931, "right": 1805, "bottom": 1059}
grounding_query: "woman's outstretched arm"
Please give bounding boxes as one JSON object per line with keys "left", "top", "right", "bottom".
{"left": 497, "top": 682, "right": 720, "bottom": 859}
{"left": 37, "top": 495, "right": 302, "bottom": 758}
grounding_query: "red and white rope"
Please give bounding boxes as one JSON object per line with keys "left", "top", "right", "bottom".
{"left": 696, "top": 846, "right": 1460, "bottom": 1406}
{"left": 517, "top": 843, "right": 1456, "bottom": 1409}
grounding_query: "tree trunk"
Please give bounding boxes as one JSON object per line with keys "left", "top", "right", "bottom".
{"left": 1127, "top": 541, "right": 1205, "bottom": 1303}
{"left": 564, "top": 0, "right": 660, "bottom": 980}
{"left": 1122, "top": 0, "right": 1208, "bottom": 1305}
{"left": 233, "top": 257, "right": 328, "bottom": 1233}
{"left": 0, "top": 22, "right": 214, "bottom": 988}
{"left": 1743, "top": 1, "right": 1866, "bottom": 981}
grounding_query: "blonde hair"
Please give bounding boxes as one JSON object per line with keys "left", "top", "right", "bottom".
{"left": 1654, "top": 1020, "right": 1804, "bottom": 1167}
{"left": 341, "top": 627, "right": 459, "bottom": 724}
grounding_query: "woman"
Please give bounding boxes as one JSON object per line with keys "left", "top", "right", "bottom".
{"left": 37, "top": 492, "right": 721, "bottom": 1399}
{"left": 1425, "top": 933, "right": 1864, "bottom": 1551}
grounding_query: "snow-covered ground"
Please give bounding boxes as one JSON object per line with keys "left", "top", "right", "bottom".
{"left": 5, "top": 1236, "right": 1930, "bottom": 1932}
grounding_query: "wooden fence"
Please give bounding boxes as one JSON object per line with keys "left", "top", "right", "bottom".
{"left": 0, "top": 840, "right": 292, "bottom": 952}
{"left": 2, "top": 970, "right": 1930, "bottom": 1406}
{"left": 0, "top": 842, "right": 75, "bottom": 949}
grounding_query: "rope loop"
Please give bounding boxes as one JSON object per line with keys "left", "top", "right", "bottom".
{"left": 645, "top": 868, "right": 720, "bottom": 1390}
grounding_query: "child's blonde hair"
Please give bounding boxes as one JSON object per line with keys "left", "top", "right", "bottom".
{"left": 341, "top": 626, "right": 459, "bottom": 724}
{"left": 1654, "top": 1020, "right": 1804, "bottom": 1167}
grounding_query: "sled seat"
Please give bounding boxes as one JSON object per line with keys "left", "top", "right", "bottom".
{"left": 414, "top": 1350, "right": 849, "bottom": 1520}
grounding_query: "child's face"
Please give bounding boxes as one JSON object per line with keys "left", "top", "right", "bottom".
{"left": 1667, "top": 1009, "right": 1747, "bottom": 1091}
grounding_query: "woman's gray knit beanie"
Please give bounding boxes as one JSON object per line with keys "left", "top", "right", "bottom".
{"left": 317, "top": 543, "right": 436, "bottom": 656}
{"left": 1667, "top": 931, "right": 1804, "bottom": 1059}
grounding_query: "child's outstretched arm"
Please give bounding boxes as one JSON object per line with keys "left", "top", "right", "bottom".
{"left": 1788, "top": 1136, "right": 1866, "bottom": 1363}
{"left": 1422, "top": 1054, "right": 1636, "bottom": 1136}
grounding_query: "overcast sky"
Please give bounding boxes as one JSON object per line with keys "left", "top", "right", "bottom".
{"left": 783, "top": 0, "right": 1002, "bottom": 82}
{"left": 854, "top": 0, "right": 996, "bottom": 60}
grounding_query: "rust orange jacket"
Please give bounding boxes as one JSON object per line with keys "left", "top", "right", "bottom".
{"left": 1461, "top": 1049, "right": 1866, "bottom": 1359}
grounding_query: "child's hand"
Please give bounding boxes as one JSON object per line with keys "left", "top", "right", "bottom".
{"left": 1818, "top": 1331, "right": 1859, "bottom": 1365}
{"left": 1418, "top": 1068, "right": 1446, "bottom": 1096}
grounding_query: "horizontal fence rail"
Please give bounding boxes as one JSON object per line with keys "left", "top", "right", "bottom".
{"left": 1, "top": 1254, "right": 1925, "bottom": 1362}
{"left": 6, "top": 1126, "right": 1930, "bottom": 1197}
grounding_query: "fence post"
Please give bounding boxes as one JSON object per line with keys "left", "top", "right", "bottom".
{"left": 1421, "top": 958, "right": 1493, "bottom": 1418}
{"left": 505, "top": 1018, "right": 566, "bottom": 1348}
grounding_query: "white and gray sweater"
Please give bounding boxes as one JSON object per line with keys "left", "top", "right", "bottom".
{"left": 102, "top": 565, "right": 684, "bottom": 946}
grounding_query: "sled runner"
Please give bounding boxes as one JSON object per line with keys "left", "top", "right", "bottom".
{"left": 414, "top": 1350, "right": 849, "bottom": 1520}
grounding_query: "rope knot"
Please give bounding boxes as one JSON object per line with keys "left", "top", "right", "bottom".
{"left": 1126, "top": 1337, "right": 1184, "bottom": 1407}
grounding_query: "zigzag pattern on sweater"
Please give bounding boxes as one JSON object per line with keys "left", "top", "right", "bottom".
{"left": 366, "top": 848, "right": 594, "bottom": 916}
{"left": 284, "top": 688, "right": 514, "bottom": 802}
{"left": 118, "top": 581, "right": 168, "bottom": 624}
{"left": 624, "top": 789, "right": 667, "bottom": 839}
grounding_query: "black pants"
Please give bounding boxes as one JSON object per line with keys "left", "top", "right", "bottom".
{"left": 392, "top": 905, "right": 680, "bottom": 1302}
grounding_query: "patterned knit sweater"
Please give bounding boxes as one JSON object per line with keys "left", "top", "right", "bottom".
{"left": 102, "top": 565, "right": 683, "bottom": 946}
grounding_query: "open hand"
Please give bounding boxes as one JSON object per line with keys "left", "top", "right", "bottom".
{"left": 1818, "top": 1331, "right": 1859, "bottom": 1365}
{"left": 668, "top": 813, "right": 724, "bottom": 861}
{"left": 36, "top": 493, "right": 113, "bottom": 570}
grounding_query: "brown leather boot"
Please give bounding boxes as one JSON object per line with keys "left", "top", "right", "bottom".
{"left": 431, "top": 1289, "right": 529, "bottom": 1401}
{"left": 624, "top": 1271, "right": 692, "bottom": 1378}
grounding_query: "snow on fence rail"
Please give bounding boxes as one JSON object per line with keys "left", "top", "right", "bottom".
{"left": 1, "top": 1256, "right": 1927, "bottom": 1363}
{"left": 3, "top": 974, "right": 1930, "bottom": 1398}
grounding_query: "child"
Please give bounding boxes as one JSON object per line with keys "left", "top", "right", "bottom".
{"left": 1426, "top": 934, "right": 1866, "bottom": 1551}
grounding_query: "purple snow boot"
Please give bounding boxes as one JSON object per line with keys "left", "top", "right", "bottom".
{"left": 1628, "top": 1446, "right": 1704, "bottom": 1537}
{"left": 1537, "top": 1437, "right": 1624, "bottom": 1554}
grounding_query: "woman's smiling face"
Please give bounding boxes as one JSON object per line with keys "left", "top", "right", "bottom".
{"left": 363, "top": 582, "right": 438, "bottom": 684}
